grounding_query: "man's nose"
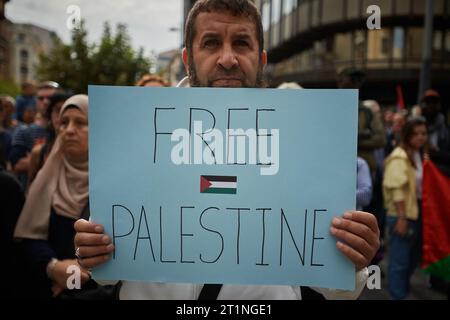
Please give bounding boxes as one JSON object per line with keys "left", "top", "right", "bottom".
{"left": 217, "top": 44, "right": 238, "bottom": 70}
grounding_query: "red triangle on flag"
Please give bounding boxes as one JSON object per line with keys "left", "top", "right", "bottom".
{"left": 200, "top": 176, "right": 212, "bottom": 192}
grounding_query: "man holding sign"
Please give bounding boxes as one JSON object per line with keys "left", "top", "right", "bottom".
{"left": 75, "top": 0, "right": 379, "bottom": 299}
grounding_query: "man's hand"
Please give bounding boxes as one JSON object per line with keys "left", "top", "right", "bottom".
{"left": 74, "top": 219, "right": 115, "bottom": 268}
{"left": 329, "top": 211, "right": 380, "bottom": 271}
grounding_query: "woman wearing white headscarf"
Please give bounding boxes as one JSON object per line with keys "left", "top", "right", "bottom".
{"left": 14, "top": 94, "right": 91, "bottom": 298}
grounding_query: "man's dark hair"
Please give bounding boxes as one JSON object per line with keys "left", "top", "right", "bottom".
{"left": 400, "top": 116, "right": 429, "bottom": 168}
{"left": 45, "top": 93, "right": 71, "bottom": 120}
{"left": 184, "top": 0, "right": 264, "bottom": 53}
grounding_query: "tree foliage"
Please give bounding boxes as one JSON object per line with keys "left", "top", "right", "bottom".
{"left": 37, "top": 21, "right": 151, "bottom": 93}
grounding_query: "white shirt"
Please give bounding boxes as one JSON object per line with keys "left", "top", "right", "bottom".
{"left": 118, "top": 268, "right": 369, "bottom": 300}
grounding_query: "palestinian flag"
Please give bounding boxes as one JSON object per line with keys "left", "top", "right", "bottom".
{"left": 200, "top": 175, "right": 237, "bottom": 194}
{"left": 421, "top": 157, "right": 450, "bottom": 281}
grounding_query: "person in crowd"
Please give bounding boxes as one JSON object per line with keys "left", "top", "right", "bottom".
{"left": 74, "top": 0, "right": 380, "bottom": 300}
{"left": 8, "top": 82, "right": 60, "bottom": 188}
{"left": 35, "top": 81, "right": 60, "bottom": 118}
{"left": 136, "top": 74, "right": 170, "bottom": 87}
{"left": 411, "top": 105, "right": 422, "bottom": 117}
{"left": 20, "top": 105, "right": 36, "bottom": 125}
{"left": 337, "top": 68, "right": 385, "bottom": 176}
{"left": 356, "top": 156, "right": 372, "bottom": 210}
{"left": 0, "top": 98, "right": 12, "bottom": 170}
{"left": 383, "top": 107, "right": 395, "bottom": 133}
{"left": 15, "top": 81, "right": 36, "bottom": 123}
{"left": 0, "top": 165, "right": 25, "bottom": 299}
{"left": 27, "top": 93, "right": 70, "bottom": 189}
{"left": 14, "top": 95, "right": 92, "bottom": 298}
{"left": 0, "top": 95, "right": 18, "bottom": 135}
{"left": 385, "top": 111, "right": 407, "bottom": 157}
{"left": 361, "top": 100, "right": 384, "bottom": 256}
{"left": 383, "top": 116, "right": 429, "bottom": 299}
{"left": 420, "top": 89, "right": 449, "bottom": 152}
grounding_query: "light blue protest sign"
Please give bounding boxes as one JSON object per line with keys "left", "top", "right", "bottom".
{"left": 89, "top": 85, "right": 358, "bottom": 290}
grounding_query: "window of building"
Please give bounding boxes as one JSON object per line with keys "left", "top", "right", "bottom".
{"left": 334, "top": 32, "right": 352, "bottom": 62}
{"left": 354, "top": 30, "right": 366, "bottom": 61}
{"left": 446, "top": 30, "right": 450, "bottom": 52}
{"left": 433, "top": 30, "right": 442, "bottom": 50}
{"left": 312, "top": 40, "right": 332, "bottom": 69}
{"left": 393, "top": 27, "right": 405, "bottom": 59}
{"left": 20, "top": 49, "right": 29, "bottom": 61}
{"left": 311, "top": 0, "right": 320, "bottom": 26}
{"left": 347, "top": 0, "right": 360, "bottom": 19}
{"left": 444, "top": 30, "right": 450, "bottom": 65}
{"left": 299, "top": 49, "right": 313, "bottom": 71}
{"left": 18, "top": 33, "right": 25, "bottom": 43}
{"left": 433, "top": 30, "right": 443, "bottom": 62}
{"left": 283, "top": 1, "right": 295, "bottom": 41}
{"left": 262, "top": 1, "right": 270, "bottom": 31}
{"left": 322, "top": 0, "right": 343, "bottom": 24}
{"left": 272, "top": 0, "right": 281, "bottom": 24}
{"left": 396, "top": 0, "right": 410, "bottom": 14}
{"left": 283, "top": 0, "right": 295, "bottom": 15}
{"left": 20, "top": 65, "right": 28, "bottom": 76}
{"left": 381, "top": 36, "right": 390, "bottom": 55}
{"left": 367, "top": 29, "right": 391, "bottom": 60}
{"left": 298, "top": 1, "right": 309, "bottom": 31}
{"left": 407, "top": 28, "right": 424, "bottom": 60}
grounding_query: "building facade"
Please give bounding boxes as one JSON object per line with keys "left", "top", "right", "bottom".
{"left": 255, "top": 0, "right": 450, "bottom": 107}
{"left": 183, "top": 0, "right": 450, "bottom": 107}
{"left": 9, "top": 23, "right": 58, "bottom": 85}
{"left": 0, "top": 0, "right": 11, "bottom": 80}
{"left": 157, "top": 48, "right": 184, "bottom": 85}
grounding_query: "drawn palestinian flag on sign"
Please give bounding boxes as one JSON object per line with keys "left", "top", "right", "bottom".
{"left": 200, "top": 175, "right": 237, "bottom": 194}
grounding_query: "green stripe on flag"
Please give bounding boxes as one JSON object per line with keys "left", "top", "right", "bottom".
{"left": 202, "top": 188, "right": 237, "bottom": 194}
{"left": 423, "top": 255, "right": 450, "bottom": 281}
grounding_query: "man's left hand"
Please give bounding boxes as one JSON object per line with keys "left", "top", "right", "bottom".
{"left": 330, "top": 211, "right": 380, "bottom": 271}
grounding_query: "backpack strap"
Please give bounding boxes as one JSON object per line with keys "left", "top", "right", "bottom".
{"left": 198, "top": 284, "right": 223, "bottom": 300}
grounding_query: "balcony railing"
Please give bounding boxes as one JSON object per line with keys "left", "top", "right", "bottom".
{"left": 264, "top": 0, "right": 450, "bottom": 51}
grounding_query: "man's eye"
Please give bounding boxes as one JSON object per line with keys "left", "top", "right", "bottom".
{"left": 203, "top": 39, "right": 220, "bottom": 48}
{"left": 235, "top": 40, "right": 249, "bottom": 47}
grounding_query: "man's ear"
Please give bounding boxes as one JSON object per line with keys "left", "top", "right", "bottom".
{"left": 260, "top": 50, "right": 267, "bottom": 69}
{"left": 182, "top": 48, "right": 190, "bottom": 75}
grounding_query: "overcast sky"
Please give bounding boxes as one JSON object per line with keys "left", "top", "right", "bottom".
{"left": 6, "top": 0, "right": 183, "bottom": 56}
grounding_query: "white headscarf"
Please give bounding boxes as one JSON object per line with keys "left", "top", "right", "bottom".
{"left": 14, "top": 94, "right": 89, "bottom": 240}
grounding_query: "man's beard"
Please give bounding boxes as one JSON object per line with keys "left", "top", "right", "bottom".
{"left": 188, "top": 55, "right": 265, "bottom": 88}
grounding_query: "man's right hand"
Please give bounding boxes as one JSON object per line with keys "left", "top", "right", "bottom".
{"left": 74, "top": 219, "right": 115, "bottom": 268}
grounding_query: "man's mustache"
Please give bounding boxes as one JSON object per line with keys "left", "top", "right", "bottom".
{"left": 209, "top": 66, "right": 245, "bottom": 81}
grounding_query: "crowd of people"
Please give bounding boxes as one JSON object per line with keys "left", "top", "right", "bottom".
{"left": 1, "top": 0, "right": 448, "bottom": 300}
